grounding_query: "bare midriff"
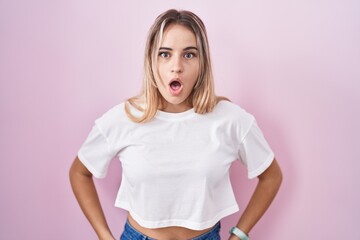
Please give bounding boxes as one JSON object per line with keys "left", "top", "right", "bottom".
{"left": 127, "top": 214, "right": 215, "bottom": 240}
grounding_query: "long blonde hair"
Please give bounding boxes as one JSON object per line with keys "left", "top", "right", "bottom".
{"left": 125, "top": 9, "right": 226, "bottom": 123}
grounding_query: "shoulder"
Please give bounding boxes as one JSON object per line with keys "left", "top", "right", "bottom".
{"left": 94, "top": 102, "right": 138, "bottom": 130}
{"left": 213, "top": 100, "right": 254, "bottom": 122}
{"left": 95, "top": 102, "right": 125, "bottom": 124}
{"left": 210, "top": 100, "right": 255, "bottom": 136}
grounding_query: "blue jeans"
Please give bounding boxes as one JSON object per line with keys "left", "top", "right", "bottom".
{"left": 120, "top": 220, "right": 221, "bottom": 240}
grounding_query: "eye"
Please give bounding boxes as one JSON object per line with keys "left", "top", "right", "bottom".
{"left": 159, "top": 52, "right": 170, "bottom": 58}
{"left": 184, "top": 52, "right": 196, "bottom": 59}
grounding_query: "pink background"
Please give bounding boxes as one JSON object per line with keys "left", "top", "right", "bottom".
{"left": 1, "top": 0, "right": 359, "bottom": 239}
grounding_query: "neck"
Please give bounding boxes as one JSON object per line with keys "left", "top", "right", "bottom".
{"left": 160, "top": 102, "right": 192, "bottom": 113}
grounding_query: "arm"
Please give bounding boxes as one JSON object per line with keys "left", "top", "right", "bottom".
{"left": 229, "top": 159, "right": 282, "bottom": 240}
{"left": 69, "top": 156, "right": 115, "bottom": 240}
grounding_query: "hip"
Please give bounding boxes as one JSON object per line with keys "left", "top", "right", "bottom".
{"left": 120, "top": 215, "right": 221, "bottom": 240}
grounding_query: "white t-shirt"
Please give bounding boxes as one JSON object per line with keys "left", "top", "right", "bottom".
{"left": 77, "top": 100, "right": 274, "bottom": 230}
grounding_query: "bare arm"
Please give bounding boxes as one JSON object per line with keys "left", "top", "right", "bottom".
{"left": 69, "top": 156, "right": 115, "bottom": 240}
{"left": 229, "top": 159, "right": 282, "bottom": 239}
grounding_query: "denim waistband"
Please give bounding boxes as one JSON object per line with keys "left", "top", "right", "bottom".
{"left": 120, "top": 220, "right": 221, "bottom": 240}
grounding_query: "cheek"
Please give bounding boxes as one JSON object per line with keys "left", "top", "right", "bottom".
{"left": 157, "top": 64, "right": 167, "bottom": 80}
{"left": 155, "top": 66, "right": 168, "bottom": 88}
{"left": 189, "top": 64, "right": 200, "bottom": 80}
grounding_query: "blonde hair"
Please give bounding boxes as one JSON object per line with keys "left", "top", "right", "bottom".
{"left": 125, "top": 9, "right": 227, "bottom": 123}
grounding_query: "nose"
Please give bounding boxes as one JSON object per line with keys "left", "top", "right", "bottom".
{"left": 171, "top": 56, "right": 183, "bottom": 73}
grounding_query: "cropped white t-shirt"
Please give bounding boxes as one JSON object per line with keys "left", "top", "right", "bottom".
{"left": 77, "top": 100, "right": 274, "bottom": 230}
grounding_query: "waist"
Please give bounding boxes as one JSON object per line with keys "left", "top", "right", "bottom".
{"left": 124, "top": 214, "right": 221, "bottom": 240}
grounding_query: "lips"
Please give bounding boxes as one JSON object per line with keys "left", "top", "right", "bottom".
{"left": 169, "top": 78, "right": 183, "bottom": 96}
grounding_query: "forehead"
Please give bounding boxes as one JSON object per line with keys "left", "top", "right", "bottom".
{"left": 161, "top": 24, "right": 197, "bottom": 48}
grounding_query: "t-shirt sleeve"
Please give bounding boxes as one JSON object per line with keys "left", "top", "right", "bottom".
{"left": 238, "top": 120, "right": 275, "bottom": 179}
{"left": 77, "top": 122, "right": 117, "bottom": 179}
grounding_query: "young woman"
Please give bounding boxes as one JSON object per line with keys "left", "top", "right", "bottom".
{"left": 70, "top": 9, "right": 282, "bottom": 240}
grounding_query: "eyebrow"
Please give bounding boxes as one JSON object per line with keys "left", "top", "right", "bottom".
{"left": 159, "top": 46, "right": 198, "bottom": 51}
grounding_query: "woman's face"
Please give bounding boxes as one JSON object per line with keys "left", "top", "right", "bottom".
{"left": 155, "top": 23, "right": 200, "bottom": 113}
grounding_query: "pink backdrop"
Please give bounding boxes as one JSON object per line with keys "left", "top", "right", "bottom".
{"left": 1, "top": 0, "right": 359, "bottom": 239}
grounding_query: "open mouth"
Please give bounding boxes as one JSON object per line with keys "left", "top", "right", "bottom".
{"left": 170, "top": 80, "right": 182, "bottom": 90}
{"left": 169, "top": 79, "right": 183, "bottom": 95}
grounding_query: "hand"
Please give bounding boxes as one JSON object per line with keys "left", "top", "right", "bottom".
{"left": 228, "top": 234, "right": 241, "bottom": 240}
